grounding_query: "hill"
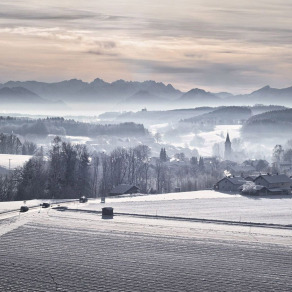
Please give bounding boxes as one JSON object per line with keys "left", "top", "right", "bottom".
{"left": 178, "top": 88, "right": 220, "bottom": 105}
{"left": 125, "top": 90, "right": 166, "bottom": 104}
{"left": 242, "top": 108, "right": 292, "bottom": 140}
{"left": 98, "top": 107, "right": 214, "bottom": 125}
{"left": 183, "top": 106, "right": 252, "bottom": 124}
{"left": 0, "top": 87, "right": 47, "bottom": 103}
{"left": 233, "top": 86, "right": 292, "bottom": 105}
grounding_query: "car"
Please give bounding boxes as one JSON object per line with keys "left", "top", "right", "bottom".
{"left": 79, "top": 196, "right": 88, "bottom": 203}
{"left": 42, "top": 203, "right": 51, "bottom": 208}
{"left": 20, "top": 206, "right": 29, "bottom": 212}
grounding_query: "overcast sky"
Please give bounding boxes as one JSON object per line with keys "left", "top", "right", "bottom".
{"left": 0, "top": 0, "right": 291, "bottom": 93}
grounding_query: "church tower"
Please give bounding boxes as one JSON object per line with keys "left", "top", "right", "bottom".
{"left": 224, "top": 133, "right": 232, "bottom": 160}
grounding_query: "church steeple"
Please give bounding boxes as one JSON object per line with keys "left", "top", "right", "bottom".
{"left": 224, "top": 132, "right": 232, "bottom": 160}
{"left": 226, "top": 132, "right": 230, "bottom": 143}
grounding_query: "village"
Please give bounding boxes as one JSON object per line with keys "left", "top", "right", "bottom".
{"left": 106, "top": 133, "right": 292, "bottom": 198}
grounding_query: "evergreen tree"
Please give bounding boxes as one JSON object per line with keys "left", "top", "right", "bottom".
{"left": 199, "top": 157, "right": 205, "bottom": 171}
{"left": 160, "top": 148, "right": 167, "bottom": 162}
{"left": 76, "top": 145, "right": 91, "bottom": 197}
{"left": 190, "top": 156, "right": 198, "bottom": 166}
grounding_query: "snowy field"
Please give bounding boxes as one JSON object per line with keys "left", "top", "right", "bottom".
{"left": 0, "top": 154, "right": 32, "bottom": 170}
{"left": 1, "top": 190, "right": 292, "bottom": 225}
{"left": 1, "top": 191, "right": 292, "bottom": 291}
{"left": 82, "top": 190, "right": 292, "bottom": 225}
{"left": 149, "top": 123, "right": 242, "bottom": 156}
{"left": 48, "top": 134, "right": 91, "bottom": 144}
{"left": 1, "top": 208, "right": 292, "bottom": 291}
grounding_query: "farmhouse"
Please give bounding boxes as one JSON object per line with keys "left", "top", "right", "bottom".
{"left": 214, "top": 176, "right": 246, "bottom": 192}
{"left": 254, "top": 174, "right": 291, "bottom": 194}
{"left": 109, "top": 184, "right": 140, "bottom": 196}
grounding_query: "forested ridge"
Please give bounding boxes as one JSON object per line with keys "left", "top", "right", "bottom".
{"left": 242, "top": 109, "right": 292, "bottom": 137}
{"left": 0, "top": 116, "right": 147, "bottom": 137}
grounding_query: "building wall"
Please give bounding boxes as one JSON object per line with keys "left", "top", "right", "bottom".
{"left": 217, "top": 179, "right": 239, "bottom": 192}
{"left": 254, "top": 177, "right": 269, "bottom": 188}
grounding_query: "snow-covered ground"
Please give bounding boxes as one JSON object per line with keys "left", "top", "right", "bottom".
{"left": 149, "top": 123, "right": 169, "bottom": 134}
{"left": 148, "top": 123, "right": 242, "bottom": 156}
{"left": 102, "top": 190, "right": 239, "bottom": 203}
{"left": 0, "top": 154, "right": 32, "bottom": 170}
{"left": 176, "top": 125, "right": 241, "bottom": 156}
{"left": 82, "top": 190, "right": 292, "bottom": 225}
{"left": 48, "top": 134, "right": 92, "bottom": 145}
{"left": 2, "top": 190, "right": 291, "bottom": 225}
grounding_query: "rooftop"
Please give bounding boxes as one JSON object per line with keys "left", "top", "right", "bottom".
{"left": 258, "top": 174, "right": 291, "bottom": 184}
{"left": 110, "top": 184, "right": 139, "bottom": 195}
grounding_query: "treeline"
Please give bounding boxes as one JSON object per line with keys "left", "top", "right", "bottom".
{"left": 0, "top": 137, "right": 94, "bottom": 201}
{"left": 0, "top": 138, "right": 221, "bottom": 201}
{"left": 0, "top": 116, "right": 147, "bottom": 137}
{"left": 0, "top": 133, "right": 37, "bottom": 155}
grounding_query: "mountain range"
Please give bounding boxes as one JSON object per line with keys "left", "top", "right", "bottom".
{"left": 0, "top": 79, "right": 291, "bottom": 106}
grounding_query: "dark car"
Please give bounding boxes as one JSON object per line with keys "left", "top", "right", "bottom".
{"left": 42, "top": 203, "right": 51, "bottom": 208}
{"left": 20, "top": 206, "right": 29, "bottom": 212}
{"left": 79, "top": 196, "right": 88, "bottom": 203}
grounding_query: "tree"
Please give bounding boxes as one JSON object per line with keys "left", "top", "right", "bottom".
{"left": 17, "top": 157, "right": 47, "bottom": 200}
{"left": 199, "top": 157, "right": 205, "bottom": 171}
{"left": 174, "top": 153, "right": 186, "bottom": 162}
{"left": 283, "top": 149, "right": 292, "bottom": 163}
{"left": 91, "top": 154, "right": 100, "bottom": 197}
{"left": 22, "top": 141, "right": 37, "bottom": 155}
{"left": 273, "top": 145, "right": 284, "bottom": 162}
{"left": 190, "top": 156, "right": 198, "bottom": 166}
{"left": 160, "top": 148, "right": 167, "bottom": 162}
{"left": 255, "top": 160, "right": 269, "bottom": 172}
{"left": 48, "top": 136, "right": 63, "bottom": 198}
{"left": 241, "top": 181, "right": 257, "bottom": 195}
{"left": 76, "top": 145, "right": 91, "bottom": 197}
{"left": 154, "top": 132, "right": 162, "bottom": 143}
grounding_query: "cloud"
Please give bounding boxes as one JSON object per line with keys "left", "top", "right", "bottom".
{"left": 0, "top": 0, "right": 291, "bottom": 92}
{"left": 0, "top": 11, "right": 95, "bottom": 21}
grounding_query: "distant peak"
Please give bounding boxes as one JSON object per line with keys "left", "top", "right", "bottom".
{"left": 188, "top": 88, "right": 208, "bottom": 94}
{"left": 112, "top": 79, "right": 126, "bottom": 84}
{"left": 92, "top": 78, "right": 105, "bottom": 83}
{"left": 252, "top": 85, "right": 271, "bottom": 93}
{"left": 262, "top": 85, "right": 271, "bottom": 89}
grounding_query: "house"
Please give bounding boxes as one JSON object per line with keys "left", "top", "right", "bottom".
{"left": 109, "top": 184, "right": 140, "bottom": 196}
{"left": 214, "top": 176, "right": 247, "bottom": 192}
{"left": 253, "top": 174, "right": 291, "bottom": 195}
{"left": 245, "top": 175, "right": 258, "bottom": 182}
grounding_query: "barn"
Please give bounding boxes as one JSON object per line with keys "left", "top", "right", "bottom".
{"left": 214, "top": 177, "right": 246, "bottom": 193}
{"left": 109, "top": 184, "right": 140, "bottom": 196}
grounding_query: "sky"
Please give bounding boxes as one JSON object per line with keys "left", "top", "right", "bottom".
{"left": 0, "top": 0, "right": 291, "bottom": 93}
